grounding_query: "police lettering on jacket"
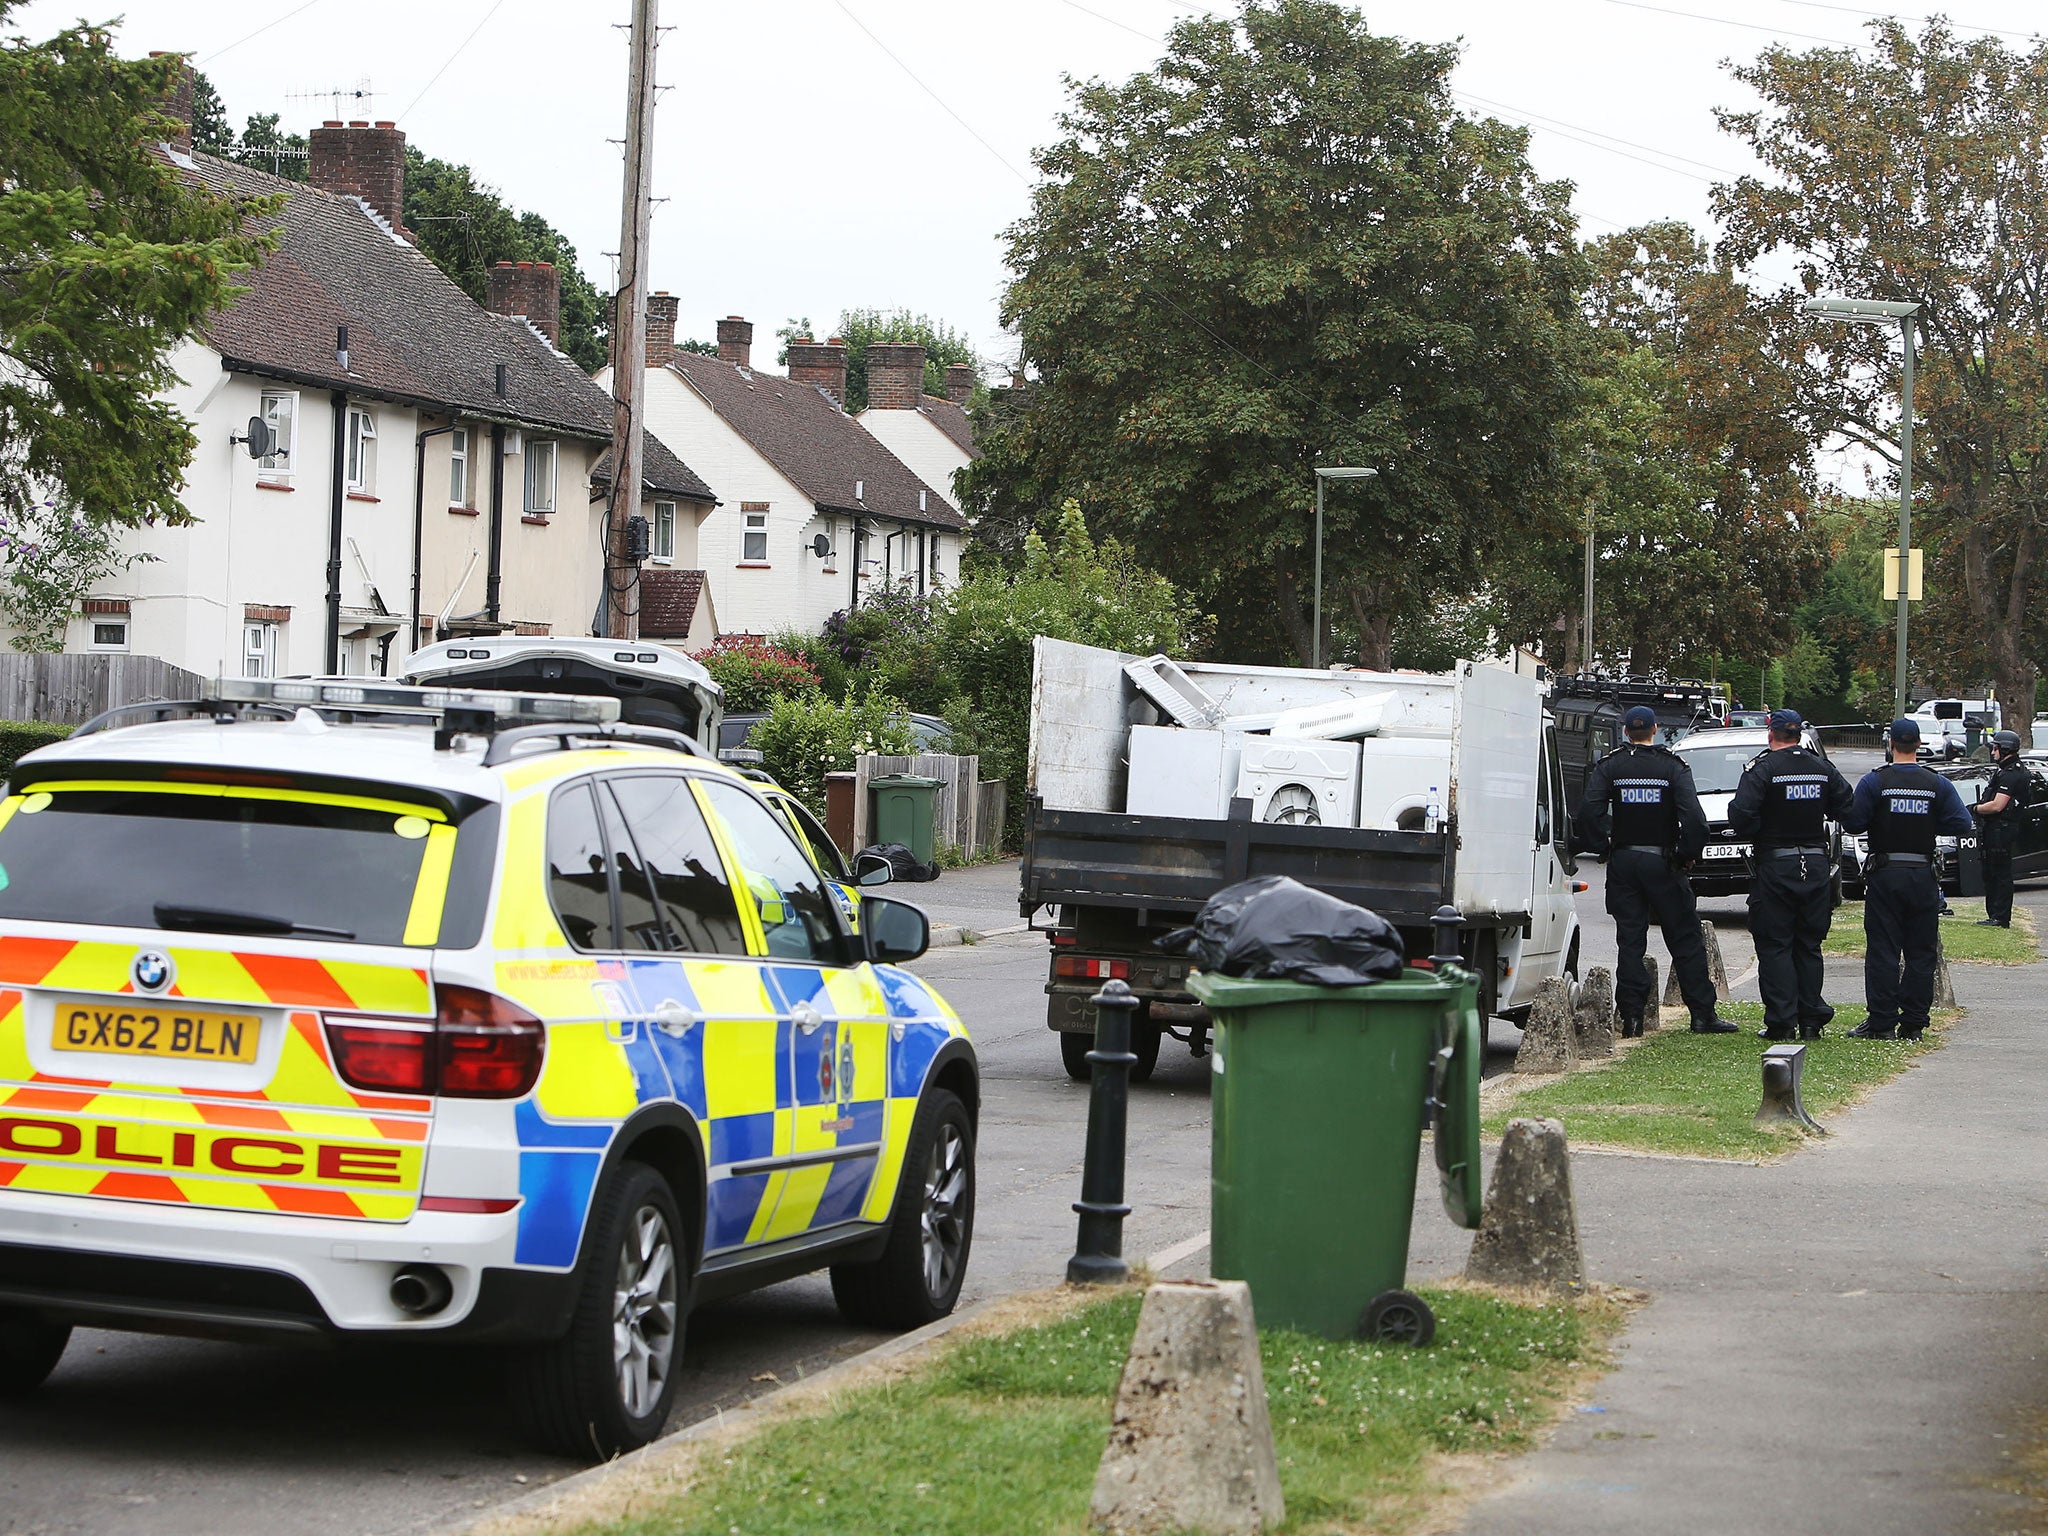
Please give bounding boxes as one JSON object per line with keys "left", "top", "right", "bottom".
{"left": 1575, "top": 742, "right": 1705, "bottom": 858}
{"left": 1729, "top": 745, "right": 1853, "bottom": 849}
{"left": 1868, "top": 763, "right": 1940, "bottom": 858}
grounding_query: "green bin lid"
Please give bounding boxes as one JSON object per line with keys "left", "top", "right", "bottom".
{"left": 869, "top": 774, "right": 945, "bottom": 788}
{"left": 1185, "top": 967, "right": 1464, "bottom": 1009}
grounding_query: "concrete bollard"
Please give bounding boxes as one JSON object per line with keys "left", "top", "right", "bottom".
{"left": 1931, "top": 935, "right": 1956, "bottom": 1011}
{"left": 1465, "top": 1117, "right": 1586, "bottom": 1294}
{"left": 1513, "top": 976, "right": 1578, "bottom": 1074}
{"left": 1642, "top": 956, "right": 1662, "bottom": 1029}
{"left": 1663, "top": 920, "right": 1730, "bottom": 1006}
{"left": 1090, "top": 1280, "right": 1285, "bottom": 1535}
{"left": 1572, "top": 966, "right": 1616, "bottom": 1058}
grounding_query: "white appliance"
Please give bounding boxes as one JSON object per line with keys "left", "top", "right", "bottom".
{"left": 1122, "top": 654, "right": 1223, "bottom": 728}
{"left": 1235, "top": 739, "right": 1362, "bottom": 828}
{"left": 1125, "top": 726, "right": 1255, "bottom": 819}
{"left": 1356, "top": 736, "right": 1453, "bottom": 830}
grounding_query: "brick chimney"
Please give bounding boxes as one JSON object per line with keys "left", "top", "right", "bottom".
{"left": 645, "top": 292, "right": 679, "bottom": 368}
{"left": 486, "top": 260, "right": 561, "bottom": 343}
{"left": 944, "top": 363, "right": 975, "bottom": 406}
{"left": 867, "top": 343, "right": 926, "bottom": 410}
{"left": 717, "top": 315, "right": 753, "bottom": 369}
{"left": 788, "top": 335, "right": 850, "bottom": 407}
{"left": 308, "top": 120, "right": 409, "bottom": 236}
{"left": 149, "top": 51, "right": 193, "bottom": 154}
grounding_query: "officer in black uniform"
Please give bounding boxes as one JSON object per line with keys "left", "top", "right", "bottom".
{"left": 1841, "top": 718, "right": 1972, "bottom": 1039}
{"left": 1971, "top": 730, "right": 2033, "bottom": 927}
{"left": 1728, "top": 709, "right": 1855, "bottom": 1040}
{"left": 1574, "top": 705, "right": 1738, "bottom": 1036}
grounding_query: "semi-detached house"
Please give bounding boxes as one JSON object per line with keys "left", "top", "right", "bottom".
{"left": 69, "top": 97, "right": 714, "bottom": 677}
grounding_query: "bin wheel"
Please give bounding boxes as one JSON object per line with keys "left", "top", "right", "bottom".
{"left": 1360, "top": 1289, "right": 1436, "bottom": 1348}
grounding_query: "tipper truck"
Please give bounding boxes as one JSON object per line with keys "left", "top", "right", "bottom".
{"left": 1022, "top": 639, "right": 1582, "bottom": 1079}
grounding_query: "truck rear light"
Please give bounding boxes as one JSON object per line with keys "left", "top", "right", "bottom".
{"left": 1054, "top": 955, "right": 1130, "bottom": 980}
{"left": 322, "top": 987, "right": 544, "bottom": 1099}
{"left": 1051, "top": 931, "right": 1077, "bottom": 946}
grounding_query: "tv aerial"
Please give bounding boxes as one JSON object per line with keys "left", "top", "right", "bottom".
{"left": 284, "top": 79, "right": 383, "bottom": 119}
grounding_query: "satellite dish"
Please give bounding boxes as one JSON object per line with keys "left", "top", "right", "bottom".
{"left": 811, "top": 534, "right": 832, "bottom": 558}
{"left": 234, "top": 416, "right": 278, "bottom": 460}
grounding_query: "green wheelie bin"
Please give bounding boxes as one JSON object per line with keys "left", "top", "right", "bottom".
{"left": 1188, "top": 964, "right": 1485, "bottom": 1344}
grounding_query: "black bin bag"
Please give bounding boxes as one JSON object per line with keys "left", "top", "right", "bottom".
{"left": 1158, "top": 875, "right": 1404, "bottom": 986}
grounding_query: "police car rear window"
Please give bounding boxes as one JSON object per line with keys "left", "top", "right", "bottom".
{"left": 0, "top": 788, "right": 462, "bottom": 947}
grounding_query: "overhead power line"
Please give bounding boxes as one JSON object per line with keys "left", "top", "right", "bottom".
{"left": 1775, "top": 0, "right": 2044, "bottom": 43}
{"left": 200, "top": 0, "right": 324, "bottom": 65}
{"left": 1599, "top": 0, "right": 1866, "bottom": 49}
{"left": 832, "top": 1, "right": 1031, "bottom": 182}
{"left": 397, "top": 0, "right": 508, "bottom": 123}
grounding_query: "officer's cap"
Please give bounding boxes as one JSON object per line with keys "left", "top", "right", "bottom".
{"left": 1767, "top": 708, "right": 1803, "bottom": 735}
{"left": 1623, "top": 705, "right": 1657, "bottom": 731}
{"left": 1888, "top": 716, "right": 1920, "bottom": 744}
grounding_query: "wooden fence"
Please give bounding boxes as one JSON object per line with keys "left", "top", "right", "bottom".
{"left": 0, "top": 653, "right": 205, "bottom": 725}
{"left": 852, "top": 753, "right": 1005, "bottom": 860}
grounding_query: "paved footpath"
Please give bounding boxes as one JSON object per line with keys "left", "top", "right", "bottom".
{"left": 1420, "top": 886, "right": 2048, "bottom": 1536}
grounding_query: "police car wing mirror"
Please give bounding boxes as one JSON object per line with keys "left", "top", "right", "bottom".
{"left": 853, "top": 850, "right": 895, "bottom": 887}
{"left": 863, "top": 896, "right": 929, "bottom": 964}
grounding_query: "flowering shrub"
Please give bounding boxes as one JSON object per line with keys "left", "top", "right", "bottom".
{"left": 0, "top": 497, "right": 151, "bottom": 653}
{"left": 750, "top": 688, "right": 918, "bottom": 816}
{"left": 691, "top": 634, "right": 821, "bottom": 711}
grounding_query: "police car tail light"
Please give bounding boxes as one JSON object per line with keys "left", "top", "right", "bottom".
{"left": 1054, "top": 955, "right": 1131, "bottom": 980}
{"left": 326, "top": 1019, "right": 434, "bottom": 1094}
{"left": 434, "top": 985, "right": 545, "bottom": 1099}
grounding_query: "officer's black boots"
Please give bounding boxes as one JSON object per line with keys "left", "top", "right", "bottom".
{"left": 1618, "top": 1016, "right": 1643, "bottom": 1039}
{"left": 1798, "top": 1022, "right": 1825, "bottom": 1041}
{"left": 1760, "top": 1022, "right": 1796, "bottom": 1041}
{"left": 1976, "top": 917, "right": 2008, "bottom": 927}
{"left": 1690, "top": 1015, "right": 1740, "bottom": 1034}
{"left": 1847, "top": 1020, "right": 1897, "bottom": 1040}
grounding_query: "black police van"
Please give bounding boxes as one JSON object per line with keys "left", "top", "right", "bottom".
{"left": 1551, "top": 676, "right": 1727, "bottom": 810}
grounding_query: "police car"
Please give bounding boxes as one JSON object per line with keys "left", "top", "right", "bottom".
{"left": 0, "top": 679, "right": 977, "bottom": 1459}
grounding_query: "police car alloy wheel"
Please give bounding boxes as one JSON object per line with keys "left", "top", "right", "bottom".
{"left": 613, "top": 1202, "right": 680, "bottom": 1421}
{"left": 921, "top": 1118, "right": 970, "bottom": 1298}
{"left": 831, "top": 1089, "right": 976, "bottom": 1329}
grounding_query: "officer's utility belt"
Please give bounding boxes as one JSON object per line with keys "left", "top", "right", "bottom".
{"left": 1764, "top": 845, "right": 1828, "bottom": 858}
{"left": 1870, "top": 852, "right": 1932, "bottom": 866}
{"left": 1615, "top": 844, "right": 1670, "bottom": 855}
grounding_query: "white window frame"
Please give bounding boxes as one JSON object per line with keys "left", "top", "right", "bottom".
{"left": 741, "top": 508, "right": 769, "bottom": 564}
{"left": 88, "top": 619, "right": 129, "bottom": 652}
{"left": 930, "top": 532, "right": 943, "bottom": 580}
{"left": 449, "top": 426, "right": 470, "bottom": 508}
{"left": 345, "top": 406, "right": 377, "bottom": 493}
{"left": 652, "top": 500, "right": 675, "bottom": 562}
{"left": 523, "top": 438, "right": 557, "bottom": 516}
{"left": 243, "top": 622, "right": 279, "bottom": 679}
{"left": 258, "top": 391, "right": 297, "bottom": 481}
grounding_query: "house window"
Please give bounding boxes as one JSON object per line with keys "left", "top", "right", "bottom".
{"left": 524, "top": 439, "right": 557, "bottom": 516}
{"left": 652, "top": 501, "right": 675, "bottom": 561}
{"left": 258, "top": 391, "right": 296, "bottom": 480}
{"left": 345, "top": 407, "right": 376, "bottom": 493}
{"left": 741, "top": 504, "right": 769, "bottom": 564}
{"left": 930, "top": 532, "right": 943, "bottom": 580}
{"left": 89, "top": 620, "right": 128, "bottom": 652}
{"left": 243, "top": 622, "right": 280, "bottom": 679}
{"left": 449, "top": 427, "right": 470, "bottom": 507}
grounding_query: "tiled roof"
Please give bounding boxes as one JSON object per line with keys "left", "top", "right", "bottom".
{"left": 668, "top": 352, "right": 965, "bottom": 530}
{"left": 187, "top": 152, "right": 614, "bottom": 440}
{"left": 640, "top": 569, "right": 706, "bottom": 639}
{"left": 590, "top": 431, "right": 716, "bottom": 503}
{"left": 918, "top": 394, "right": 979, "bottom": 458}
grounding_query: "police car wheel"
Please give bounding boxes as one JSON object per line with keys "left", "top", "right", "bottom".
{"left": 0, "top": 1308, "right": 69, "bottom": 1397}
{"left": 512, "top": 1161, "right": 687, "bottom": 1460}
{"left": 830, "top": 1088, "right": 975, "bottom": 1329}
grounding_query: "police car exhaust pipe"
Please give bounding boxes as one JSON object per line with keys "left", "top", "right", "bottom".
{"left": 390, "top": 1264, "right": 452, "bottom": 1316}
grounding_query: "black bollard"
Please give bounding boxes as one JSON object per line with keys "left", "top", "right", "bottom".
{"left": 1432, "top": 904, "right": 1464, "bottom": 969}
{"left": 1067, "top": 978, "right": 1138, "bottom": 1285}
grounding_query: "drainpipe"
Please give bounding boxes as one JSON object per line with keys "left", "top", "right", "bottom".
{"left": 326, "top": 390, "right": 348, "bottom": 674}
{"left": 487, "top": 423, "right": 506, "bottom": 625}
{"left": 411, "top": 420, "right": 456, "bottom": 657}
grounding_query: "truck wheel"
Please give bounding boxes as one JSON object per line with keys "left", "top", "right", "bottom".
{"left": 1060, "top": 1028, "right": 1092, "bottom": 1081}
{"left": 1131, "top": 1013, "right": 1162, "bottom": 1084}
{"left": 511, "top": 1160, "right": 687, "bottom": 1460}
{"left": 831, "top": 1088, "right": 975, "bottom": 1329}
{"left": 0, "top": 1308, "right": 69, "bottom": 1397}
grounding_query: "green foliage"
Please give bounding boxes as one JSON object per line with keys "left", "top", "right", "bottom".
{"left": 965, "top": 0, "right": 1589, "bottom": 668}
{"left": 0, "top": 718, "right": 71, "bottom": 775}
{"left": 0, "top": 497, "right": 151, "bottom": 652}
{"left": 0, "top": 24, "right": 281, "bottom": 532}
{"left": 691, "top": 635, "right": 820, "bottom": 712}
{"left": 776, "top": 310, "right": 981, "bottom": 412}
{"left": 749, "top": 689, "right": 917, "bottom": 817}
{"left": 765, "top": 626, "right": 852, "bottom": 699}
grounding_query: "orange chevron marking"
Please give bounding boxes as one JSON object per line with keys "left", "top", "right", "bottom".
{"left": 3, "top": 1087, "right": 99, "bottom": 1112}
{"left": 0, "top": 1160, "right": 21, "bottom": 1185}
{"left": 91, "top": 1171, "right": 188, "bottom": 1203}
{"left": 29, "top": 1074, "right": 112, "bottom": 1089}
{"left": 370, "top": 1117, "right": 429, "bottom": 1142}
{"left": 192, "top": 1101, "right": 293, "bottom": 1131}
{"left": 261, "top": 1183, "right": 363, "bottom": 1217}
{"left": 0, "top": 938, "right": 75, "bottom": 987}
{"left": 237, "top": 955, "right": 356, "bottom": 1010}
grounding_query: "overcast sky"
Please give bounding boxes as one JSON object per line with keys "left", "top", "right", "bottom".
{"left": 12, "top": 0, "right": 2045, "bottom": 384}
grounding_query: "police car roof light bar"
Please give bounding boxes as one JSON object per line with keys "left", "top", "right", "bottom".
{"left": 209, "top": 677, "right": 621, "bottom": 736}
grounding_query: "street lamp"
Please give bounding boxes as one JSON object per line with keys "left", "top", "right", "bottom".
{"left": 1804, "top": 296, "right": 1921, "bottom": 718}
{"left": 1312, "top": 465, "right": 1378, "bottom": 669}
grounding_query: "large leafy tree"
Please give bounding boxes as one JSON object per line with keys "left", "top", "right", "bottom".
{"left": 0, "top": 18, "right": 279, "bottom": 529}
{"left": 1716, "top": 20, "right": 2048, "bottom": 741}
{"left": 963, "top": 0, "right": 1589, "bottom": 668}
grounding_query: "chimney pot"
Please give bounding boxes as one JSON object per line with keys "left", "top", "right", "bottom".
{"left": 645, "top": 292, "right": 681, "bottom": 370}
{"left": 308, "top": 120, "right": 411, "bottom": 238}
{"left": 324, "top": 119, "right": 343, "bottom": 128}
{"left": 866, "top": 343, "right": 927, "bottom": 411}
{"left": 717, "top": 315, "right": 754, "bottom": 370}
{"left": 788, "top": 335, "right": 850, "bottom": 409}
{"left": 487, "top": 259, "right": 562, "bottom": 344}
{"left": 373, "top": 119, "right": 395, "bottom": 128}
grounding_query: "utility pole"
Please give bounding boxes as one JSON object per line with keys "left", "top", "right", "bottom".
{"left": 604, "top": 0, "right": 659, "bottom": 641}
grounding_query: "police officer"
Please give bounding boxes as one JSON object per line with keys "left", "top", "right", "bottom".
{"left": 1574, "top": 705, "right": 1738, "bottom": 1036}
{"left": 1971, "top": 729, "right": 2033, "bottom": 927}
{"left": 1841, "top": 719, "right": 1972, "bottom": 1040}
{"left": 1728, "top": 709, "right": 1855, "bottom": 1040}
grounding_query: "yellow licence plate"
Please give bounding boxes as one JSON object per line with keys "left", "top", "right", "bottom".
{"left": 50, "top": 1001, "right": 262, "bottom": 1064}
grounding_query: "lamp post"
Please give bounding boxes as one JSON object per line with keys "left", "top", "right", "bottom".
{"left": 1804, "top": 297, "right": 1921, "bottom": 718}
{"left": 1312, "top": 465, "right": 1378, "bottom": 670}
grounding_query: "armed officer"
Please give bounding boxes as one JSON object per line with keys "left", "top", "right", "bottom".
{"left": 1728, "top": 709, "right": 1855, "bottom": 1040}
{"left": 1841, "top": 719, "right": 1972, "bottom": 1040}
{"left": 1971, "top": 730, "right": 2033, "bottom": 928}
{"left": 1574, "top": 705, "right": 1738, "bottom": 1036}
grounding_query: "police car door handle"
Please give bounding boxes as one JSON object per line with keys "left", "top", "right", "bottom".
{"left": 791, "top": 1001, "right": 825, "bottom": 1034}
{"left": 653, "top": 999, "right": 700, "bottom": 1038}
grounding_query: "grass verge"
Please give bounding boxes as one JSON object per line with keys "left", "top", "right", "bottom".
{"left": 558, "top": 1285, "right": 1625, "bottom": 1536}
{"left": 1485, "top": 1002, "right": 1950, "bottom": 1159}
{"left": 1822, "top": 900, "right": 2037, "bottom": 962}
